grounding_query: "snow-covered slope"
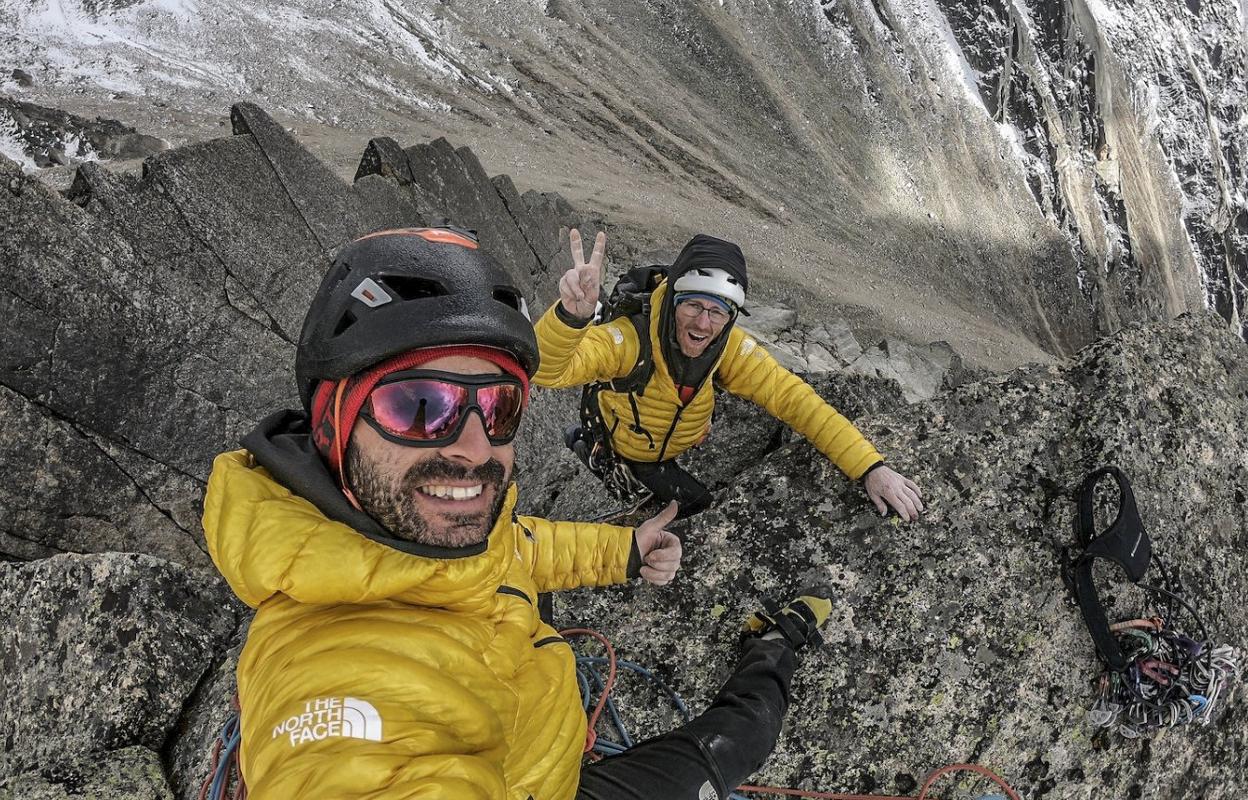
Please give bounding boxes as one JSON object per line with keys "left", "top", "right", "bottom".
{"left": 2, "top": 0, "right": 1244, "bottom": 363}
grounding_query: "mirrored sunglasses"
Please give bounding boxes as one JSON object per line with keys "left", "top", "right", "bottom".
{"left": 361, "top": 370, "right": 524, "bottom": 447}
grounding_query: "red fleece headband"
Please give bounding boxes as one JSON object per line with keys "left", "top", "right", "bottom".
{"left": 310, "top": 345, "right": 530, "bottom": 496}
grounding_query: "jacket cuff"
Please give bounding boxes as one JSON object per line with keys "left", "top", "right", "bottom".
{"left": 625, "top": 536, "right": 643, "bottom": 579}
{"left": 860, "top": 460, "right": 887, "bottom": 481}
{"left": 554, "top": 302, "right": 592, "bottom": 329}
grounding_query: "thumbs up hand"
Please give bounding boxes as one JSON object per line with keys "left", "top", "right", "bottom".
{"left": 633, "top": 501, "right": 682, "bottom": 586}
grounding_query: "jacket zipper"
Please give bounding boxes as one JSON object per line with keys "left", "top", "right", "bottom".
{"left": 655, "top": 362, "right": 717, "bottom": 461}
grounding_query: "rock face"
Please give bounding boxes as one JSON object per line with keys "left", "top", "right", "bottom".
{"left": 945, "top": 0, "right": 1247, "bottom": 338}
{"left": 0, "top": 553, "right": 237, "bottom": 792}
{"left": 745, "top": 305, "right": 978, "bottom": 402}
{"left": 0, "top": 97, "right": 166, "bottom": 170}
{"left": 2, "top": 104, "right": 1246, "bottom": 799}
{"left": 556, "top": 313, "right": 1248, "bottom": 799}
{"left": 0, "top": 747, "right": 173, "bottom": 800}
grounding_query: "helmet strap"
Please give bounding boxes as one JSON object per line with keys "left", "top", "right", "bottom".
{"left": 332, "top": 378, "right": 364, "bottom": 511}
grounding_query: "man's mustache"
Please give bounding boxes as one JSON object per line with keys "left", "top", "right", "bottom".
{"left": 400, "top": 455, "right": 507, "bottom": 488}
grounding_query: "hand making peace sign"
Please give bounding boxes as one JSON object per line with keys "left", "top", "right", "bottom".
{"left": 558, "top": 228, "right": 606, "bottom": 320}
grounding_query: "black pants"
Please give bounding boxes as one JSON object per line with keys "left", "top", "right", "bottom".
{"left": 575, "top": 638, "right": 797, "bottom": 800}
{"left": 625, "top": 458, "right": 713, "bottom": 519}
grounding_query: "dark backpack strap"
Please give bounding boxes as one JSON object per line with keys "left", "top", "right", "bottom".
{"left": 1067, "top": 466, "right": 1152, "bottom": 671}
{"left": 607, "top": 310, "right": 655, "bottom": 396}
{"left": 597, "top": 310, "right": 658, "bottom": 451}
{"left": 625, "top": 391, "right": 655, "bottom": 450}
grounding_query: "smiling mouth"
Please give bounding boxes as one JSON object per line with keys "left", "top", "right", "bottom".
{"left": 684, "top": 326, "right": 718, "bottom": 348}
{"left": 417, "top": 484, "right": 485, "bottom": 500}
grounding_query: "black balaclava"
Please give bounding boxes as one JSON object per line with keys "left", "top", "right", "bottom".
{"left": 659, "top": 234, "right": 749, "bottom": 392}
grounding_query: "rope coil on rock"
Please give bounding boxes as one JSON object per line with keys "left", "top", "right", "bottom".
{"left": 198, "top": 694, "right": 247, "bottom": 800}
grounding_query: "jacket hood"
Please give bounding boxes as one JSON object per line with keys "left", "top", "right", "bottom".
{"left": 204, "top": 414, "right": 520, "bottom": 612}
{"left": 240, "top": 409, "right": 387, "bottom": 536}
{"left": 666, "top": 233, "right": 748, "bottom": 292}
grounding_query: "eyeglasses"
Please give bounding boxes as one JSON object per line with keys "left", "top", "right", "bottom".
{"left": 675, "top": 299, "right": 731, "bottom": 325}
{"left": 361, "top": 370, "right": 524, "bottom": 447}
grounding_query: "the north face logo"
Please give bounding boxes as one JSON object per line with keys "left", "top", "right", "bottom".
{"left": 272, "top": 697, "right": 383, "bottom": 747}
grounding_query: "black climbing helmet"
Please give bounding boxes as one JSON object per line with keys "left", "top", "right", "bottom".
{"left": 295, "top": 226, "right": 539, "bottom": 412}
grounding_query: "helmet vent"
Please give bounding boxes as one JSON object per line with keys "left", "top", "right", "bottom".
{"left": 332, "top": 307, "right": 359, "bottom": 337}
{"left": 382, "top": 275, "right": 446, "bottom": 301}
{"left": 492, "top": 287, "right": 523, "bottom": 311}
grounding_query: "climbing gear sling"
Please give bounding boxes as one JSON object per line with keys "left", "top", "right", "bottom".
{"left": 1059, "top": 466, "right": 1240, "bottom": 738}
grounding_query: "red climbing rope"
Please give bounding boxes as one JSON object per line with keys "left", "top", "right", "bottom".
{"left": 738, "top": 762, "right": 1021, "bottom": 800}
{"left": 561, "top": 627, "right": 619, "bottom": 754}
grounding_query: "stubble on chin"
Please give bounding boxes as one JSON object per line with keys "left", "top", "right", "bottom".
{"left": 345, "top": 445, "right": 507, "bottom": 548}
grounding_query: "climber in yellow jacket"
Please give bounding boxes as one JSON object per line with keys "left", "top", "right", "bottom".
{"left": 536, "top": 230, "right": 924, "bottom": 520}
{"left": 203, "top": 226, "right": 835, "bottom": 799}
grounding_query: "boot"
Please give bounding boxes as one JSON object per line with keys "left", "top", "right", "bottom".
{"left": 741, "top": 587, "right": 833, "bottom": 652}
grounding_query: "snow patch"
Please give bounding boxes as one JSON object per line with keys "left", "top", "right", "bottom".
{"left": 359, "top": 0, "right": 471, "bottom": 83}
{"left": 354, "top": 71, "right": 453, "bottom": 113}
{"left": 62, "top": 130, "right": 99, "bottom": 162}
{"left": 996, "top": 121, "right": 1028, "bottom": 161}
{"left": 1080, "top": 0, "right": 1125, "bottom": 29}
{"left": 909, "top": 0, "right": 988, "bottom": 113}
{"left": 1, "top": 0, "right": 224, "bottom": 93}
{"left": 0, "top": 109, "right": 37, "bottom": 172}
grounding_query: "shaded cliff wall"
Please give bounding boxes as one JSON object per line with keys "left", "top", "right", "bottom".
{"left": 3, "top": 0, "right": 1243, "bottom": 365}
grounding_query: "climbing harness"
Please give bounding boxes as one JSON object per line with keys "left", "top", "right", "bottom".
{"left": 568, "top": 397, "right": 653, "bottom": 506}
{"left": 1059, "top": 466, "right": 1240, "bottom": 738}
{"left": 564, "top": 628, "right": 1021, "bottom": 800}
{"left": 198, "top": 695, "right": 246, "bottom": 800}
{"left": 566, "top": 264, "right": 669, "bottom": 499}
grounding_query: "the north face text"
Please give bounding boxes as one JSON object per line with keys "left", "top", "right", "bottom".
{"left": 272, "top": 697, "right": 383, "bottom": 747}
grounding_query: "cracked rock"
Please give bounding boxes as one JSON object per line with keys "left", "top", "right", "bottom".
{"left": 739, "top": 304, "right": 799, "bottom": 337}
{"left": 0, "top": 553, "right": 237, "bottom": 779}
{"left": 0, "top": 747, "right": 173, "bottom": 800}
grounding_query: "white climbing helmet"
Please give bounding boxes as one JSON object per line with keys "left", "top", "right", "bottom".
{"left": 671, "top": 267, "right": 746, "bottom": 309}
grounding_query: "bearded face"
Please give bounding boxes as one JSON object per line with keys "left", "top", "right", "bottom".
{"left": 342, "top": 354, "right": 517, "bottom": 548}
{"left": 346, "top": 443, "right": 510, "bottom": 548}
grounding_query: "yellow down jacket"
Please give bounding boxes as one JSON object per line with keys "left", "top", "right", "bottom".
{"left": 203, "top": 449, "right": 636, "bottom": 800}
{"left": 534, "top": 282, "right": 883, "bottom": 477}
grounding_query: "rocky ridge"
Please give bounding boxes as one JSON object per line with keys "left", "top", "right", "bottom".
{"left": 0, "top": 96, "right": 166, "bottom": 172}
{"left": 1, "top": 105, "right": 1245, "bottom": 798}
{"left": 2, "top": 0, "right": 1244, "bottom": 367}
